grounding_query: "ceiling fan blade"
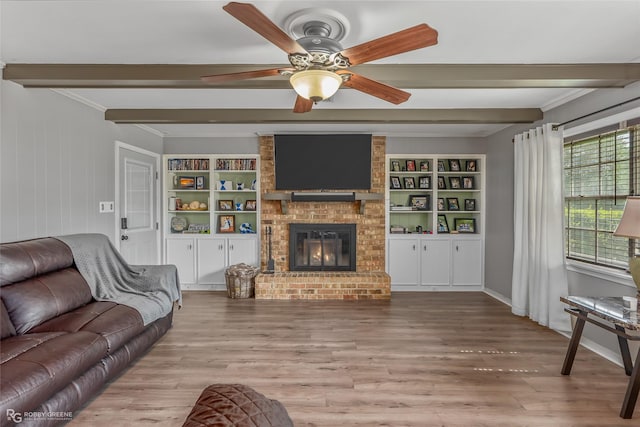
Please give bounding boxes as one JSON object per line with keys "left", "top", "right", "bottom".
{"left": 340, "top": 72, "right": 411, "bottom": 105}
{"left": 201, "top": 67, "right": 290, "bottom": 83}
{"left": 340, "top": 23, "right": 438, "bottom": 66}
{"left": 293, "top": 95, "right": 314, "bottom": 113}
{"left": 223, "top": 2, "right": 307, "bottom": 54}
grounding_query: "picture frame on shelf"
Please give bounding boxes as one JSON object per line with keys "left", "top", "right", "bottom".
{"left": 391, "top": 160, "right": 401, "bottom": 172}
{"left": 406, "top": 160, "right": 416, "bottom": 171}
{"left": 464, "top": 199, "right": 476, "bottom": 211}
{"left": 448, "top": 159, "right": 461, "bottom": 172}
{"left": 437, "top": 198, "right": 445, "bottom": 211}
{"left": 403, "top": 177, "right": 415, "bottom": 189}
{"left": 245, "top": 200, "right": 257, "bottom": 211}
{"left": 218, "top": 215, "right": 235, "bottom": 233}
{"left": 195, "top": 176, "right": 205, "bottom": 190}
{"left": 466, "top": 160, "right": 477, "bottom": 172}
{"left": 420, "top": 161, "right": 430, "bottom": 171}
{"left": 447, "top": 197, "right": 460, "bottom": 211}
{"left": 454, "top": 218, "right": 476, "bottom": 233}
{"left": 409, "top": 194, "right": 430, "bottom": 211}
{"left": 218, "top": 200, "right": 233, "bottom": 211}
{"left": 390, "top": 176, "right": 402, "bottom": 189}
{"left": 449, "top": 177, "right": 461, "bottom": 189}
{"left": 418, "top": 176, "right": 431, "bottom": 189}
{"left": 178, "top": 176, "right": 196, "bottom": 189}
{"left": 437, "top": 160, "right": 446, "bottom": 172}
{"left": 463, "top": 176, "right": 475, "bottom": 189}
{"left": 437, "top": 176, "right": 446, "bottom": 189}
{"left": 437, "top": 215, "right": 450, "bottom": 233}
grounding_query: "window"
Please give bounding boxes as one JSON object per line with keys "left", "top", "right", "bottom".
{"left": 564, "top": 122, "right": 640, "bottom": 269}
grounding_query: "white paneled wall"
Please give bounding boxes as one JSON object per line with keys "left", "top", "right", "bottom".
{"left": 0, "top": 82, "right": 162, "bottom": 243}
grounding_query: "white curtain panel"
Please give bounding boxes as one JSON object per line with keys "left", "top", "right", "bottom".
{"left": 512, "top": 123, "right": 570, "bottom": 331}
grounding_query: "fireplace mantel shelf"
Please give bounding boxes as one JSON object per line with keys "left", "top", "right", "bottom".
{"left": 262, "top": 192, "right": 384, "bottom": 214}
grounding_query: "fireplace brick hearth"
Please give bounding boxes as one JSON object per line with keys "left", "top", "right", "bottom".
{"left": 257, "top": 135, "right": 390, "bottom": 300}
{"left": 255, "top": 272, "right": 391, "bottom": 300}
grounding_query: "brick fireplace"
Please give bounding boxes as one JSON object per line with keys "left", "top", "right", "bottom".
{"left": 255, "top": 135, "right": 391, "bottom": 300}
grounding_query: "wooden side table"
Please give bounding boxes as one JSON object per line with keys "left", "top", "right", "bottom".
{"left": 561, "top": 296, "right": 640, "bottom": 419}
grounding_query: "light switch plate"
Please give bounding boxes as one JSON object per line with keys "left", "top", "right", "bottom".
{"left": 99, "top": 201, "right": 114, "bottom": 213}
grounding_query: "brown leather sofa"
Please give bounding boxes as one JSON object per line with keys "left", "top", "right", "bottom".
{"left": 0, "top": 237, "right": 174, "bottom": 426}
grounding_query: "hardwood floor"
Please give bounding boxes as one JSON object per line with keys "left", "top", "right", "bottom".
{"left": 70, "top": 292, "right": 637, "bottom": 426}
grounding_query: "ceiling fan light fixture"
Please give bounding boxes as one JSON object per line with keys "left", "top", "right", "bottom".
{"left": 289, "top": 69, "right": 342, "bottom": 103}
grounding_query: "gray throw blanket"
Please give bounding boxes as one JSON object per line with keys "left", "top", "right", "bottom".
{"left": 56, "top": 233, "right": 182, "bottom": 326}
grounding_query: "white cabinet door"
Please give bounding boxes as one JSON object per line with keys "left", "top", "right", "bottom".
{"left": 452, "top": 239, "right": 483, "bottom": 286}
{"left": 228, "top": 237, "right": 258, "bottom": 267}
{"left": 388, "top": 238, "right": 420, "bottom": 285}
{"left": 420, "top": 239, "right": 451, "bottom": 286}
{"left": 197, "top": 238, "right": 227, "bottom": 284}
{"left": 166, "top": 238, "right": 196, "bottom": 284}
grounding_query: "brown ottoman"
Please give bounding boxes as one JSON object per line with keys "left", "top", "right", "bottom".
{"left": 183, "top": 384, "right": 293, "bottom": 427}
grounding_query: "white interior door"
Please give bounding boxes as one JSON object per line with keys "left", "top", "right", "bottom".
{"left": 116, "top": 142, "right": 160, "bottom": 265}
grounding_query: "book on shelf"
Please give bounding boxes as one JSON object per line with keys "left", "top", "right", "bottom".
{"left": 391, "top": 206, "right": 416, "bottom": 211}
{"left": 168, "top": 158, "right": 209, "bottom": 171}
{"left": 215, "top": 158, "right": 256, "bottom": 171}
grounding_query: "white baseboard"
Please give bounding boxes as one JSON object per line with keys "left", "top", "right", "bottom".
{"left": 483, "top": 288, "right": 624, "bottom": 369}
{"left": 483, "top": 288, "right": 512, "bottom": 306}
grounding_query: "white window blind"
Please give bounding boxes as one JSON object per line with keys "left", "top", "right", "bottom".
{"left": 563, "top": 122, "right": 640, "bottom": 269}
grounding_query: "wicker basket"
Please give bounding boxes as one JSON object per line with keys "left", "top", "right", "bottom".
{"left": 225, "top": 263, "right": 259, "bottom": 298}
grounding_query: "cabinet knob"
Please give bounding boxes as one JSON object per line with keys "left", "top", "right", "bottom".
{"left": 423, "top": 245, "right": 427, "bottom": 251}
{"left": 230, "top": 244, "right": 234, "bottom": 251}
{"left": 456, "top": 245, "right": 459, "bottom": 252}
{"left": 412, "top": 244, "right": 416, "bottom": 251}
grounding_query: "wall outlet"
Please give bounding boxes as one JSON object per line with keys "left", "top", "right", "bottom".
{"left": 99, "top": 201, "right": 114, "bottom": 213}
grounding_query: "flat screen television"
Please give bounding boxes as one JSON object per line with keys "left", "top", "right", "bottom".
{"left": 274, "top": 134, "right": 372, "bottom": 190}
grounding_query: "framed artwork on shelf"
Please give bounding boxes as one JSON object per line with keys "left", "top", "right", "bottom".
{"left": 178, "top": 176, "right": 195, "bottom": 189}
{"left": 406, "top": 160, "right": 416, "bottom": 171}
{"left": 437, "top": 215, "right": 450, "bottom": 233}
{"left": 420, "top": 161, "right": 430, "bottom": 171}
{"left": 449, "top": 177, "right": 461, "bottom": 189}
{"left": 466, "top": 160, "right": 477, "bottom": 172}
{"left": 463, "top": 176, "right": 475, "bottom": 189}
{"left": 245, "top": 200, "right": 257, "bottom": 211}
{"left": 390, "top": 176, "right": 402, "bottom": 189}
{"left": 447, "top": 197, "right": 459, "bottom": 211}
{"left": 448, "top": 159, "right": 461, "bottom": 172}
{"left": 195, "top": 176, "right": 205, "bottom": 190}
{"left": 218, "top": 215, "right": 235, "bottom": 233}
{"left": 418, "top": 176, "right": 431, "bottom": 189}
{"left": 403, "top": 177, "right": 415, "bottom": 189}
{"left": 454, "top": 218, "right": 476, "bottom": 233}
{"left": 409, "top": 194, "right": 430, "bottom": 211}
{"left": 391, "top": 160, "right": 401, "bottom": 172}
{"left": 465, "top": 199, "right": 476, "bottom": 211}
{"left": 437, "top": 198, "right": 445, "bottom": 211}
{"left": 437, "top": 176, "right": 446, "bottom": 189}
{"left": 218, "top": 200, "right": 233, "bottom": 211}
{"left": 437, "top": 160, "right": 446, "bottom": 172}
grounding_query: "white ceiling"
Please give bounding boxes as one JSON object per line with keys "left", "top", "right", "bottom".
{"left": 2, "top": 0, "right": 640, "bottom": 138}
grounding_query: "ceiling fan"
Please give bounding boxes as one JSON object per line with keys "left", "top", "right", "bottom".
{"left": 201, "top": 2, "right": 438, "bottom": 113}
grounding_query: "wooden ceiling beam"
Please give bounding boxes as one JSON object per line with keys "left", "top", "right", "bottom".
{"left": 4, "top": 63, "right": 640, "bottom": 89}
{"left": 104, "top": 108, "right": 543, "bottom": 124}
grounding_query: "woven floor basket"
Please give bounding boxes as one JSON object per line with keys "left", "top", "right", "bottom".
{"left": 225, "top": 263, "right": 259, "bottom": 298}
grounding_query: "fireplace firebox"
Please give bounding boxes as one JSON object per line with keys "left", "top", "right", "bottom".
{"left": 289, "top": 224, "right": 356, "bottom": 271}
